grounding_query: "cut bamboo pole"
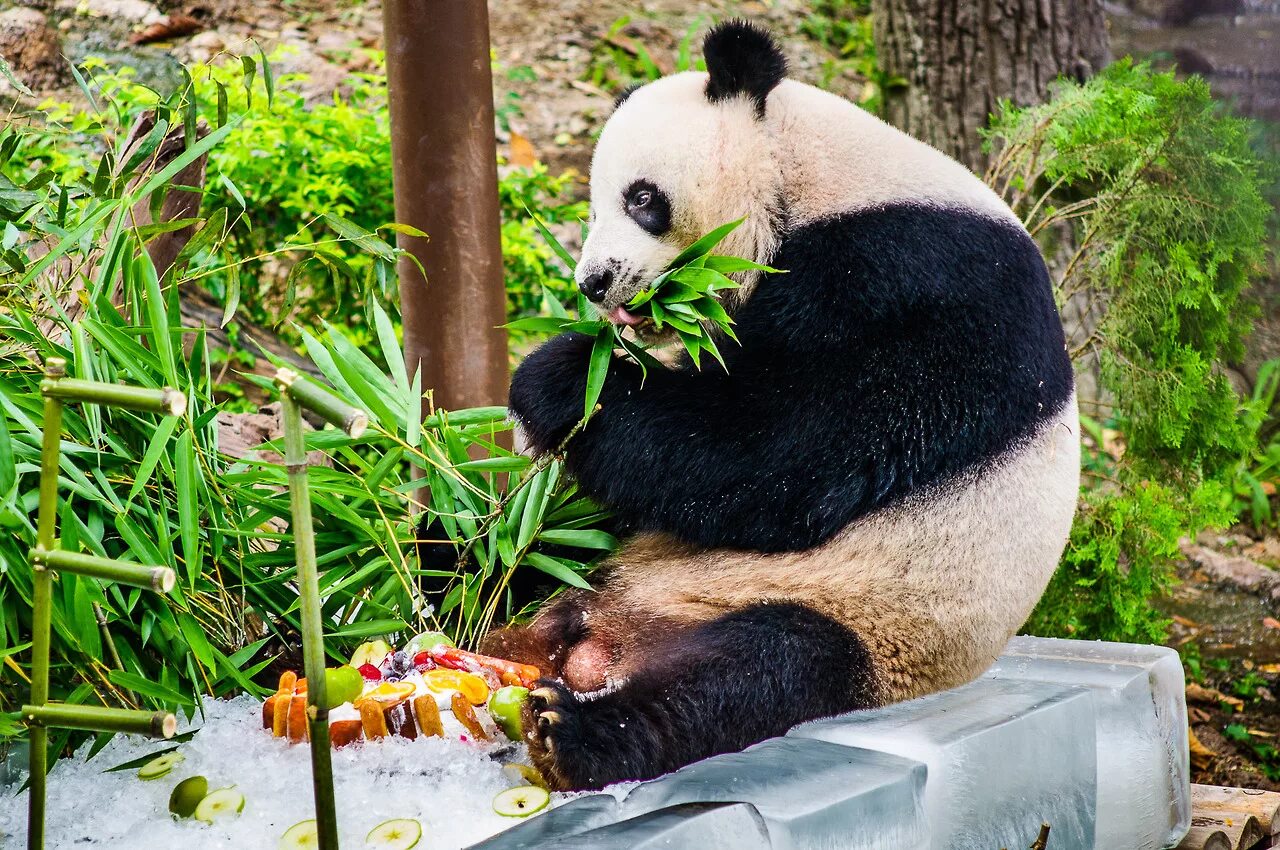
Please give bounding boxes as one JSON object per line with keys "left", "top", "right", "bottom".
{"left": 276, "top": 367, "right": 347, "bottom": 850}
{"left": 27, "top": 358, "right": 65, "bottom": 850}
{"left": 276, "top": 368, "right": 367, "bottom": 437}
{"left": 41, "top": 378, "right": 186, "bottom": 416}
{"left": 22, "top": 705, "right": 176, "bottom": 738}
{"left": 34, "top": 550, "right": 176, "bottom": 592}
{"left": 26, "top": 356, "right": 185, "bottom": 850}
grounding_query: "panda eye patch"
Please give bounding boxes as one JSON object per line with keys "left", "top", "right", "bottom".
{"left": 623, "top": 180, "right": 671, "bottom": 237}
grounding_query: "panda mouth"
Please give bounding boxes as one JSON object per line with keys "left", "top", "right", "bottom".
{"left": 607, "top": 305, "right": 647, "bottom": 327}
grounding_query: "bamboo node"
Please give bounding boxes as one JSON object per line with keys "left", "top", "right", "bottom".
{"left": 273, "top": 367, "right": 299, "bottom": 390}
{"left": 161, "top": 388, "right": 188, "bottom": 417}
{"left": 43, "top": 358, "right": 66, "bottom": 379}
{"left": 344, "top": 411, "right": 369, "bottom": 439}
{"left": 156, "top": 712, "right": 178, "bottom": 739}
{"left": 152, "top": 567, "right": 177, "bottom": 593}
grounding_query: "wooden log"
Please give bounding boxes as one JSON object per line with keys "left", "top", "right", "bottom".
{"left": 1192, "top": 784, "right": 1280, "bottom": 839}
{"left": 1176, "top": 784, "right": 1280, "bottom": 850}
{"left": 1179, "top": 824, "right": 1234, "bottom": 850}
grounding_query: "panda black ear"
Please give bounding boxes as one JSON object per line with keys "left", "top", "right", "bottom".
{"left": 703, "top": 19, "right": 787, "bottom": 117}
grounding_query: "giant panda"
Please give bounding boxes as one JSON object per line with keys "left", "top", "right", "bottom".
{"left": 483, "top": 19, "right": 1080, "bottom": 792}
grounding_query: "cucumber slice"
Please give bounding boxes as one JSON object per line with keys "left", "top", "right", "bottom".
{"left": 278, "top": 819, "right": 318, "bottom": 848}
{"left": 168, "top": 775, "right": 208, "bottom": 818}
{"left": 365, "top": 818, "right": 422, "bottom": 849}
{"left": 137, "top": 751, "right": 184, "bottom": 780}
{"left": 492, "top": 785, "right": 550, "bottom": 818}
{"left": 194, "top": 787, "right": 246, "bottom": 824}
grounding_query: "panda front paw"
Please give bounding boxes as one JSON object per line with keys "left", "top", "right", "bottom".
{"left": 523, "top": 679, "right": 587, "bottom": 790}
{"left": 508, "top": 332, "right": 597, "bottom": 455}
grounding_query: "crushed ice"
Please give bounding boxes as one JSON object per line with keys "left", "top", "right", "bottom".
{"left": 0, "top": 695, "right": 570, "bottom": 849}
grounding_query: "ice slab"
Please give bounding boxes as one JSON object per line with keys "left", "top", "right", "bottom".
{"left": 618, "top": 736, "right": 927, "bottom": 850}
{"left": 468, "top": 794, "right": 621, "bottom": 849}
{"left": 527, "top": 802, "right": 773, "bottom": 849}
{"left": 986, "top": 636, "right": 1190, "bottom": 849}
{"left": 792, "top": 678, "right": 1097, "bottom": 850}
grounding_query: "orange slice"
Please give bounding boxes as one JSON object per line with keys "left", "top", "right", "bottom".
{"left": 424, "top": 669, "right": 489, "bottom": 705}
{"left": 360, "top": 681, "right": 416, "bottom": 705}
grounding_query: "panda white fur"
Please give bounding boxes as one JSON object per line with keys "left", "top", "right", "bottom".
{"left": 487, "top": 20, "right": 1079, "bottom": 791}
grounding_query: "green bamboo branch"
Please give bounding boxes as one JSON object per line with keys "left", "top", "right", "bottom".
{"left": 33, "top": 549, "right": 176, "bottom": 593}
{"left": 26, "top": 356, "right": 185, "bottom": 850}
{"left": 22, "top": 704, "right": 176, "bottom": 738}
{"left": 275, "top": 366, "right": 358, "bottom": 850}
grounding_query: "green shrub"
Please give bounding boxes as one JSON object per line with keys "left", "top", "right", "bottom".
{"left": 796, "top": 0, "right": 898, "bottom": 110}
{"left": 4, "top": 53, "right": 583, "bottom": 354}
{"left": 0, "top": 62, "right": 607, "bottom": 747}
{"left": 987, "top": 61, "right": 1273, "bottom": 641}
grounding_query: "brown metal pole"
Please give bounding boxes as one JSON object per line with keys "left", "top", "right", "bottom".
{"left": 384, "top": 0, "right": 509, "bottom": 412}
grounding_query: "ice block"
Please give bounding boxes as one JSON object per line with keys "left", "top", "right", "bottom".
{"left": 533, "top": 802, "right": 773, "bottom": 849}
{"left": 791, "top": 677, "right": 1097, "bottom": 850}
{"left": 986, "top": 636, "right": 1190, "bottom": 849}
{"left": 467, "top": 794, "right": 621, "bottom": 849}
{"left": 618, "top": 736, "right": 927, "bottom": 850}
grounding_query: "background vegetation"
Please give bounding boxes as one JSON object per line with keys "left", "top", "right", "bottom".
{"left": 0, "top": 8, "right": 1276, "bottom": 758}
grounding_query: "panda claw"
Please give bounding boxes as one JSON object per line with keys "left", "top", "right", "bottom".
{"left": 530, "top": 687, "right": 559, "bottom": 703}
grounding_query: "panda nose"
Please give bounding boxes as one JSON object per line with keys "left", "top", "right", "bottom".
{"left": 579, "top": 269, "right": 614, "bottom": 303}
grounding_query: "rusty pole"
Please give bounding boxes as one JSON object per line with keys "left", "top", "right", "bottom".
{"left": 383, "top": 0, "right": 509, "bottom": 412}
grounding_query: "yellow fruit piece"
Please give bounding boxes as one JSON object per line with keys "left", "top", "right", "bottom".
{"left": 424, "top": 669, "right": 489, "bottom": 705}
{"left": 359, "top": 682, "right": 416, "bottom": 705}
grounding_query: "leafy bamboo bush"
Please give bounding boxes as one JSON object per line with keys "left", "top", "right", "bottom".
{"left": 0, "top": 59, "right": 608, "bottom": 750}
{"left": 985, "top": 61, "right": 1273, "bottom": 641}
{"left": 3, "top": 54, "right": 585, "bottom": 353}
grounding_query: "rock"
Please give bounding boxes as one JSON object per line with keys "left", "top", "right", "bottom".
{"left": 76, "top": 0, "right": 163, "bottom": 24}
{"left": 1182, "top": 540, "right": 1280, "bottom": 606}
{"left": 1113, "top": 0, "right": 1244, "bottom": 25}
{"left": 271, "top": 42, "right": 346, "bottom": 103}
{"left": 179, "top": 29, "right": 226, "bottom": 63}
{"left": 0, "top": 8, "right": 67, "bottom": 94}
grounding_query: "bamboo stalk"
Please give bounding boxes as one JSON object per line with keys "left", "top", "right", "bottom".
{"left": 22, "top": 704, "right": 176, "bottom": 738}
{"left": 277, "top": 372, "right": 341, "bottom": 850}
{"left": 28, "top": 358, "right": 66, "bottom": 850}
{"left": 34, "top": 549, "right": 176, "bottom": 592}
{"left": 92, "top": 603, "right": 134, "bottom": 704}
{"left": 41, "top": 378, "right": 186, "bottom": 416}
{"left": 277, "top": 368, "right": 367, "bottom": 437}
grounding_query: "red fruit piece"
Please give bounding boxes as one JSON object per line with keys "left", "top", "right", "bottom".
{"left": 358, "top": 663, "right": 382, "bottom": 681}
{"left": 412, "top": 651, "right": 435, "bottom": 672}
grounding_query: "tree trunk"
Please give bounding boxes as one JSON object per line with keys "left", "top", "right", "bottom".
{"left": 873, "top": 0, "right": 1110, "bottom": 172}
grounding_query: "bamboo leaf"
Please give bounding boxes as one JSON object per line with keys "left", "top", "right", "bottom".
{"left": 536, "top": 529, "right": 619, "bottom": 550}
{"left": 524, "top": 552, "right": 592, "bottom": 590}
{"left": 455, "top": 456, "right": 530, "bottom": 472}
{"left": 668, "top": 217, "right": 744, "bottom": 268}
{"left": 584, "top": 327, "right": 613, "bottom": 419}
{"left": 525, "top": 205, "right": 577, "bottom": 271}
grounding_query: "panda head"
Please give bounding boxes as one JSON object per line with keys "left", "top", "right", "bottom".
{"left": 578, "top": 20, "right": 788, "bottom": 323}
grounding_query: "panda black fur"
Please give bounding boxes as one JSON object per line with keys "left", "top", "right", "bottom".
{"left": 483, "top": 20, "right": 1080, "bottom": 791}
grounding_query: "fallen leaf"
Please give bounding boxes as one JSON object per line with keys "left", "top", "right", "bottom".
{"left": 509, "top": 131, "right": 537, "bottom": 169}
{"left": 1258, "top": 663, "right": 1280, "bottom": 674}
{"left": 1189, "top": 707, "right": 1211, "bottom": 724}
{"left": 1187, "top": 682, "right": 1246, "bottom": 709}
{"left": 1247, "top": 728, "right": 1274, "bottom": 737}
{"left": 1190, "top": 727, "right": 1217, "bottom": 771}
{"left": 130, "top": 15, "right": 201, "bottom": 45}
{"left": 1171, "top": 614, "right": 1201, "bottom": 629}
{"left": 1263, "top": 617, "right": 1280, "bottom": 630}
